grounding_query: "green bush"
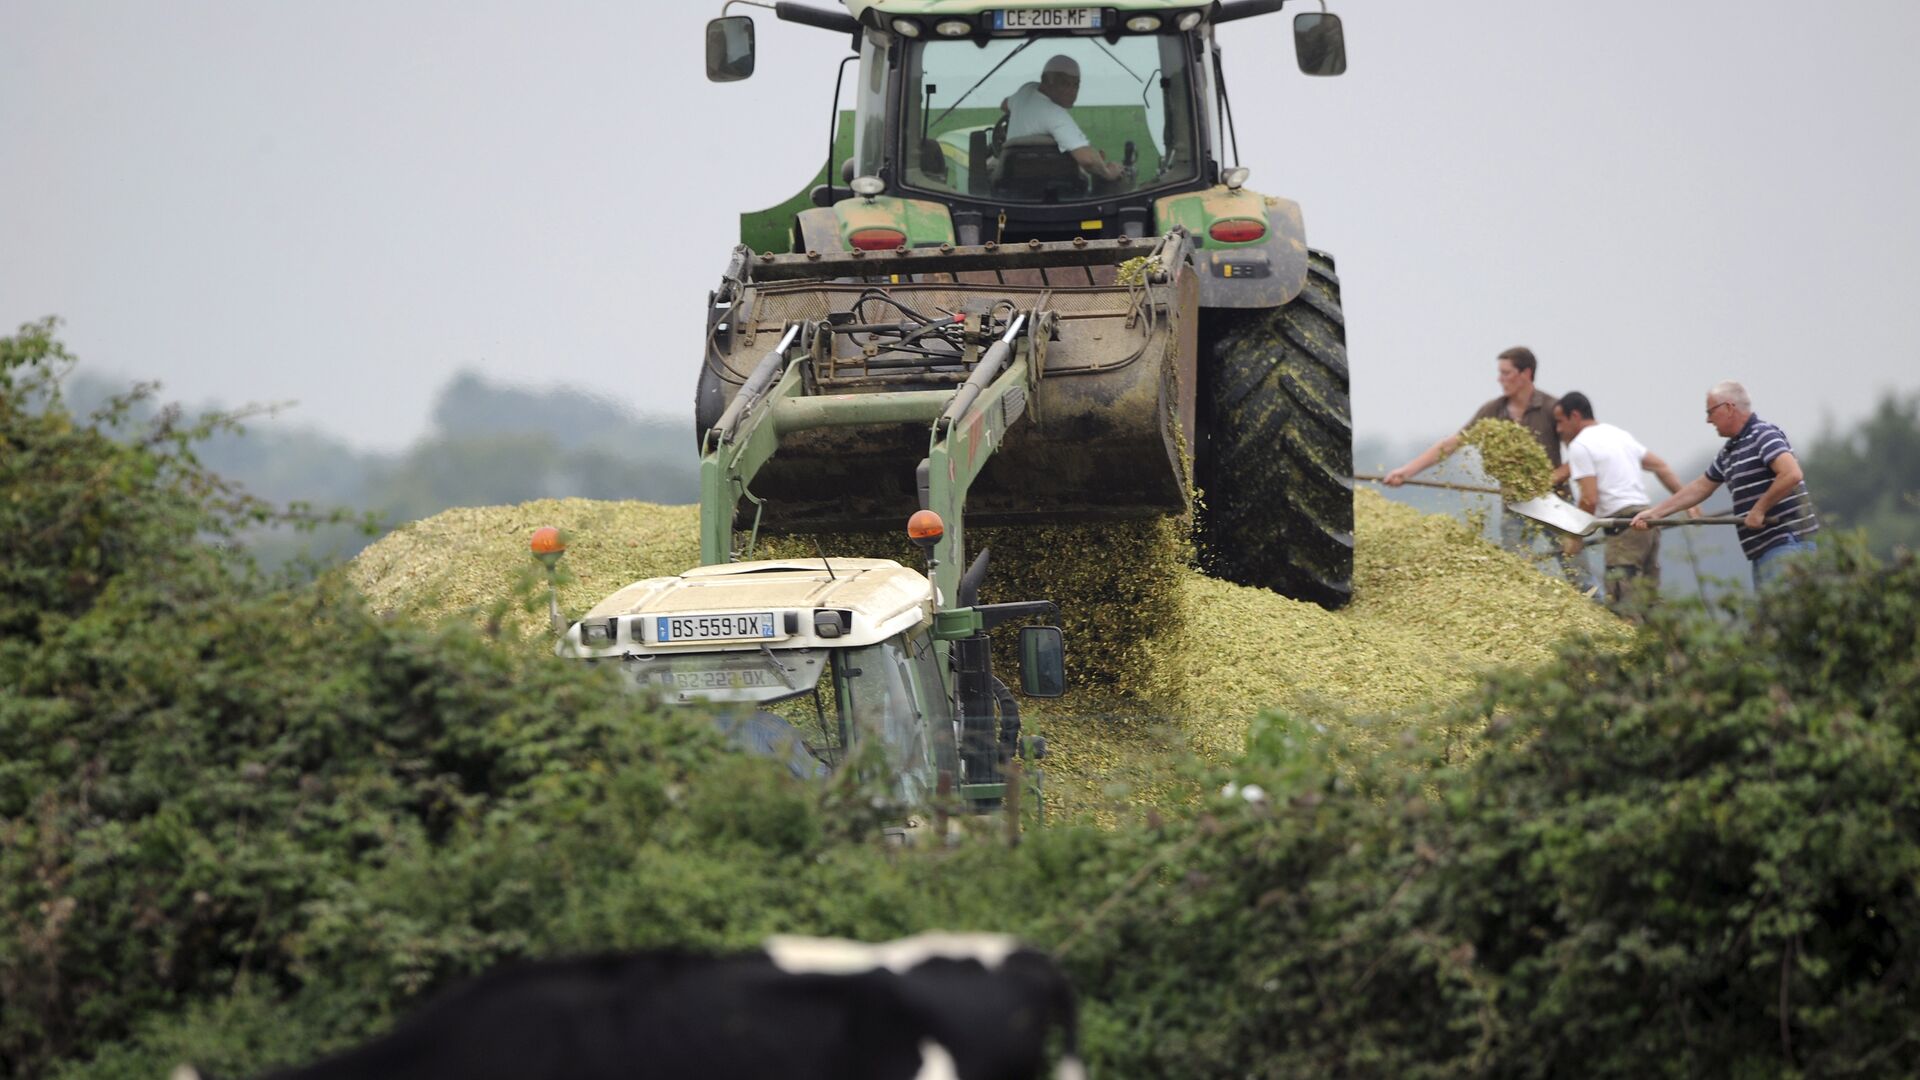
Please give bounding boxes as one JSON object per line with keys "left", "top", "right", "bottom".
{"left": 0, "top": 322, "right": 772, "bottom": 1076}
{"left": 1054, "top": 540, "right": 1920, "bottom": 1078}
{"left": 1437, "top": 542, "right": 1920, "bottom": 1077}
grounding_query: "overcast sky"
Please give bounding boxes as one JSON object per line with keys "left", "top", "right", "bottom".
{"left": 4, "top": 1, "right": 1917, "bottom": 471}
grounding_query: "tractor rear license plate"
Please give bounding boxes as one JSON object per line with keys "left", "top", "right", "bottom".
{"left": 651, "top": 612, "right": 777, "bottom": 644}
{"left": 993, "top": 8, "right": 1102, "bottom": 31}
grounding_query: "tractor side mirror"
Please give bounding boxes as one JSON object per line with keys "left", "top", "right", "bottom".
{"left": 1018, "top": 626, "right": 1066, "bottom": 698}
{"left": 1292, "top": 12, "right": 1347, "bottom": 77}
{"left": 706, "top": 16, "right": 757, "bottom": 82}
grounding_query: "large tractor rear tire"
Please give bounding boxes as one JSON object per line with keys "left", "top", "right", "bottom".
{"left": 1199, "top": 251, "right": 1355, "bottom": 609}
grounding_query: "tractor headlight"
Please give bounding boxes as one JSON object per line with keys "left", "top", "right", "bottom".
{"left": 934, "top": 19, "right": 971, "bottom": 37}
{"left": 1177, "top": 11, "right": 1204, "bottom": 31}
{"left": 580, "top": 620, "right": 616, "bottom": 647}
{"left": 1125, "top": 15, "right": 1162, "bottom": 32}
{"left": 891, "top": 17, "right": 922, "bottom": 37}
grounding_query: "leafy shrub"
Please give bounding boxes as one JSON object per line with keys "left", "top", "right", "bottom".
{"left": 2, "top": 319, "right": 237, "bottom": 657}
{"left": 1059, "top": 540, "right": 1920, "bottom": 1078}
{"left": 1438, "top": 542, "right": 1920, "bottom": 1077}
{"left": 0, "top": 322, "right": 766, "bottom": 1076}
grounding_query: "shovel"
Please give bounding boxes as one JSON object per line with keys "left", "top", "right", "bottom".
{"left": 1509, "top": 493, "right": 1757, "bottom": 538}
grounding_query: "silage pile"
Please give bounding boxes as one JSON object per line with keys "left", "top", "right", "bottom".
{"left": 1023, "top": 488, "right": 1626, "bottom": 819}
{"left": 349, "top": 489, "right": 1626, "bottom": 822}
{"left": 350, "top": 499, "right": 704, "bottom": 638}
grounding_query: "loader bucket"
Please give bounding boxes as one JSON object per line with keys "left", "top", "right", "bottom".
{"left": 697, "top": 236, "right": 1200, "bottom": 533}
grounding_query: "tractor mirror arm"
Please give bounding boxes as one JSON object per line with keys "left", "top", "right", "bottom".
{"left": 975, "top": 601, "right": 1058, "bottom": 631}
{"left": 1215, "top": 0, "right": 1287, "bottom": 24}
{"left": 775, "top": 2, "right": 860, "bottom": 35}
{"left": 932, "top": 602, "right": 1057, "bottom": 641}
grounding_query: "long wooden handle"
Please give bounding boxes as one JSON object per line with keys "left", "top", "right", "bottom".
{"left": 1589, "top": 515, "right": 1761, "bottom": 528}
{"left": 1352, "top": 473, "right": 1501, "bottom": 496}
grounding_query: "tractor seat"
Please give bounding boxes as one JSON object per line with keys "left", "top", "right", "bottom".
{"left": 992, "top": 136, "right": 1086, "bottom": 202}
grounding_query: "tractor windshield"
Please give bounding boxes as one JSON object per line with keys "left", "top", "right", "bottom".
{"left": 901, "top": 33, "right": 1200, "bottom": 205}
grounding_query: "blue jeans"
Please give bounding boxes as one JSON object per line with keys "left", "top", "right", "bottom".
{"left": 1751, "top": 536, "right": 1817, "bottom": 589}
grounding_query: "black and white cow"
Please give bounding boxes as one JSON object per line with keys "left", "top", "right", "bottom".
{"left": 172, "top": 932, "right": 1085, "bottom": 1080}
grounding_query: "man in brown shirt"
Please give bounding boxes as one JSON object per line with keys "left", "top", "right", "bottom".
{"left": 1383, "top": 346, "right": 1595, "bottom": 592}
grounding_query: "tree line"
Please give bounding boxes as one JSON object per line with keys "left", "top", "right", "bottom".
{"left": 60, "top": 366, "right": 700, "bottom": 567}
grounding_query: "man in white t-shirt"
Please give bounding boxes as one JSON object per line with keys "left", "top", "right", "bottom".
{"left": 1553, "top": 391, "right": 1696, "bottom": 617}
{"left": 1001, "top": 55, "right": 1125, "bottom": 183}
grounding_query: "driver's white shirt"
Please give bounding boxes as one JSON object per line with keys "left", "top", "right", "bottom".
{"left": 1004, "top": 82, "right": 1090, "bottom": 153}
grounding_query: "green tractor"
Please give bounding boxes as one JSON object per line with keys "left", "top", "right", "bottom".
{"left": 697, "top": 0, "right": 1355, "bottom": 608}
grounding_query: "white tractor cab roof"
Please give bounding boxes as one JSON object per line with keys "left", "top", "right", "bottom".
{"left": 564, "top": 558, "right": 933, "bottom": 657}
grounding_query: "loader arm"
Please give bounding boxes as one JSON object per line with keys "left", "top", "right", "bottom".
{"left": 919, "top": 314, "right": 1035, "bottom": 608}
{"left": 698, "top": 312, "right": 1046, "bottom": 611}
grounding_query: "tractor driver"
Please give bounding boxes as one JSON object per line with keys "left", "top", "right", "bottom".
{"left": 1001, "top": 55, "right": 1126, "bottom": 183}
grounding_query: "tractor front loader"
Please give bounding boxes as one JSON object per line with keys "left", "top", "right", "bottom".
{"left": 698, "top": 0, "right": 1356, "bottom": 608}
{"left": 559, "top": 284, "right": 1076, "bottom": 816}
{"left": 696, "top": 265, "right": 1097, "bottom": 801}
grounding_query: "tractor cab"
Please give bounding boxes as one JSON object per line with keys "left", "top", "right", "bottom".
{"left": 557, "top": 555, "right": 1064, "bottom": 810}
{"left": 707, "top": 1, "right": 1346, "bottom": 244}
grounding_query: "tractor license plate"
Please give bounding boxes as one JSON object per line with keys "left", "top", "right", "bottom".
{"left": 652, "top": 612, "right": 777, "bottom": 643}
{"left": 993, "top": 8, "right": 1102, "bottom": 31}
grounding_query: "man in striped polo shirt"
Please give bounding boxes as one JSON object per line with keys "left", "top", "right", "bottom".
{"left": 1631, "top": 381, "right": 1820, "bottom": 588}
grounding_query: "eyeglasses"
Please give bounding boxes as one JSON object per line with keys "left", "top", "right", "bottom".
{"left": 1706, "top": 401, "right": 1732, "bottom": 418}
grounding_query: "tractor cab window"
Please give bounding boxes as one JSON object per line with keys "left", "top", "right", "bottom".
{"left": 839, "top": 638, "right": 941, "bottom": 806}
{"left": 853, "top": 34, "right": 890, "bottom": 180}
{"left": 901, "top": 33, "right": 1199, "bottom": 205}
